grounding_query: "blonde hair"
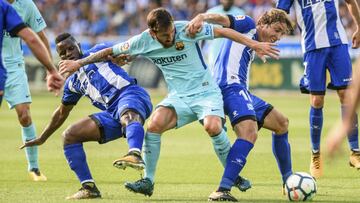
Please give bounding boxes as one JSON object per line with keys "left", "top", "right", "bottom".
{"left": 257, "top": 8, "right": 295, "bottom": 34}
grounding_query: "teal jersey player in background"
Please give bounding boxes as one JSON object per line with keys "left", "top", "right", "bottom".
{"left": 58, "top": 7, "right": 279, "bottom": 198}
{"left": 2, "top": 0, "right": 56, "bottom": 181}
{"left": 205, "top": 0, "right": 244, "bottom": 72}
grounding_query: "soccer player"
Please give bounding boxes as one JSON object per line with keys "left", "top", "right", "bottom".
{"left": 277, "top": 0, "right": 360, "bottom": 178}
{"left": 58, "top": 7, "right": 279, "bottom": 197}
{"left": 205, "top": 0, "right": 245, "bottom": 71}
{"left": 21, "top": 32, "right": 153, "bottom": 199}
{"left": 187, "top": 9, "right": 294, "bottom": 201}
{"left": 0, "top": 0, "right": 62, "bottom": 103}
{"left": 2, "top": 0, "right": 61, "bottom": 182}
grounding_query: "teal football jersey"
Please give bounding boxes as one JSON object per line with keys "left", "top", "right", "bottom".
{"left": 2, "top": 0, "right": 46, "bottom": 71}
{"left": 113, "top": 21, "right": 218, "bottom": 97}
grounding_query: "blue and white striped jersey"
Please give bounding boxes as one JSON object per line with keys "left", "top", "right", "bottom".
{"left": 213, "top": 15, "right": 257, "bottom": 90}
{"left": 62, "top": 43, "right": 137, "bottom": 110}
{"left": 277, "top": 0, "right": 348, "bottom": 53}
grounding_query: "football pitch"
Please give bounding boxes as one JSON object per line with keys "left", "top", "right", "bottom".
{"left": 0, "top": 91, "right": 359, "bottom": 203}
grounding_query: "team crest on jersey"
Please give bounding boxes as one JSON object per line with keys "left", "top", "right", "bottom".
{"left": 175, "top": 41, "right": 184, "bottom": 50}
{"left": 121, "top": 42, "right": 130, "bottom": 52}
{"left": 234, "top": 15, "right": 246, "bottom": 20}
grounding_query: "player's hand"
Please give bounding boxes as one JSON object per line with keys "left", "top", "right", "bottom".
{"left": 108, "top": 54, "right": 132, "bottom": 66}
{"left": 186, "top": 14, "right": 204, "bottom": 38}
{"left": 46, "top": 70, "right": 64, "bottom": 96}
{"left": 352, "top": 28, "right": 360, "bottom": 48}
{"left": 59, "top": 60, "right": 81, "bottom": 77}
{"left": 19, "top": 137, "right": 46, "bottom": 149}
{"left": 252, "top": 42, "right": 280, "bottom": 63}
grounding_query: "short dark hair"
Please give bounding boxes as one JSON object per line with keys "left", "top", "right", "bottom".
{"left": 55, "top": 32, "right": 76, "bottom": 44}
{"left": 257, "top": 8, "right": 295, "bottom": 34}
{"left": 147, "top": 7, "right": 173, "bottom": 32}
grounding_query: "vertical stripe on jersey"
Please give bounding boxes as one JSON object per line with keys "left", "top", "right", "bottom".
{"left": 298, "top": 0, "right": 316, "bottom": 51}
{"left": 311, "top": 2, "right": 330, "bottom": 48}
{"left": 195, "top": 42, "right": 207, "bottom": 69}
{"left": 324, "top": 0, "right": 341, "bottom": 46}
{"left": 96, "top": 62, "right": 131, "bottom": 90}
{"left": 215, "top": 40, "right": 231, "bottom": 87}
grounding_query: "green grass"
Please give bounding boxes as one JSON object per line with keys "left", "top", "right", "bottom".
{"left": 0, "top": 91, "right": 359, "bottom": 202}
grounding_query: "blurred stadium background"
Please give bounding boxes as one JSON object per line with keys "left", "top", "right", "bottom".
{"left": 24, "top": 0, "right": 360, "bottom": 91}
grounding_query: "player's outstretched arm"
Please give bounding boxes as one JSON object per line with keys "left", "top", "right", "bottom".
{"left": 345, "top": 0, "right": 360, "bottom": 48}
{"left": 59, "top": 47, "right": 114, "bottom": 76}
{"left": 20, "top": 104, "right": 74, "bottom": 149}
{"left": 16, "top": 27, "right": 64, "bottom": 95}
{"left": 213, "top": 27, "right": 280, "bottom": 62}
{"left": 187, "top": 13, "right": 230, "bottom": 37}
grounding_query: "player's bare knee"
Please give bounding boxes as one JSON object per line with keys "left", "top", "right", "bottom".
{"left": 147, "top": 119, "right": 166, "bottom": 134}
{"left": 17, "top": 111, "right": 32, "bottom": 127}
{"left": 62, "top": 127, "right": 77, "bottom": 145}
{"left": 120, "top": 110, "right": 143, "bottom": 126}
{"left": 311, "top": 96, "right": 324, "bottom": 108}
{"left": 204, "top": 122, "right": 222, "bottom": 136}
{"left": 337, "top": 90, "right": 347, "bottom": 104}
{"left": 274, "top": 116, "right": 289, "bottom": 135}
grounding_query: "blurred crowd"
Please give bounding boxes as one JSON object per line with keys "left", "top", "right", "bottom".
{"left": 36, "top": 0, "right": 357, "bottom": 39}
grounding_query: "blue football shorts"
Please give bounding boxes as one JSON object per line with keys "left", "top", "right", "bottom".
{"left": 300, "top": 44, "right": 352, "bottom": 95}
{"left": 89, "top": 111, "right": 123, "bottom": 144}
{"left": 221, "top": 85, "right": 273, "bottom": 128}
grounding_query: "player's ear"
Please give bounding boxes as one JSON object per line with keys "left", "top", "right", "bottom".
{"left": 77, "top": 43, "right": 83, "bottom": 55}
{"left": 149, "top": 30, "right": 156, "bottom": 39}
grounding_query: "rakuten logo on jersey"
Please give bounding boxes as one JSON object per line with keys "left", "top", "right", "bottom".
{"left": 151, "top": 54, "right": 187, "bottom": 66}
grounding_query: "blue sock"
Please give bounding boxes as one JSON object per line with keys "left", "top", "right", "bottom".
{"left": 143, "top": 132, "right": 161, "bottom": 182}
{"left": 310, "top": 107, "right": 323, "bottom": 152}
{"left": 341, "top": 106, "right": 359, "bottom": 151}
{"left": 272, "top": 132, "right": 293, "bottom": 183}
{"left": 125, "top": 122, "right": 145, "bottom": 152}
{"left": 22, "top": 123, "right": 38, "bottom": 171}
{"left": 64, "top": 143, "right": 94, "bottom": 184}
{"left": 219, "top": 139, "right": 254, "bottom": 190}
{"left": 211, "top": 129, "right": 231, "bottom": 167}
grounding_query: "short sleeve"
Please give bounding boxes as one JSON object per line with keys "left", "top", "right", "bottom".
{"left": 228, "top": 15, "right": 256, "bottom": 33}
{"left": 3, "top": 2, "right": 26, "bottom": 37}
{"left": 112, "top": 33, "right": 145, "bottom": 56}
{"left": 276, "top": 0, "right": 294, "bottom": 14}
{"left": 192, "top": 23, "right": 215, "bottom": 41}
{"left": 62, "top": 78, "right": 82, "bottom": 106}
{"left": 25, "top": 0, "right": 47, "bottom": 32}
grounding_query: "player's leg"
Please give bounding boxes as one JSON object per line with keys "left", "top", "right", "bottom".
{"left": 63, "top": 111, "right": 123, "bottom": 200}
{"left": 327, "top": 44, "right": 360, "bottom": 168}
{"left": 206, "top": 87, "right": 256, "bottom": 201}
{"left": 302, "top": 48, "right": 328, "bottom": 179}
{"left": 193, "top": 88, "right": 251, "bottom": 193}
{"left": 126, "top": 93, "right": 193, "bottom": 196}
{"left": 125, "top": 106, "right": 177, "bottom": 196}
{"left": 5, "top": 69, "right": 46, "bottom": 181}
{"left": 262, "top": 107, "right": 293, "bottom": 185}
{"left": 112, "top": 86, "right": 153, "bottom": 170}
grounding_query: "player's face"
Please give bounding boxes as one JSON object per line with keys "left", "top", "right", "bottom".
{"left": 154, "top": 25, "right": 175, "bottom": 48}
{"left": 259, "top": 22, "right": 287, "bottom": 43}
{"left": 56, "top": 38, "right": 81, "bottom": 60}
